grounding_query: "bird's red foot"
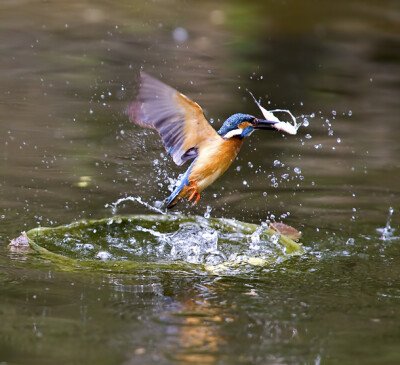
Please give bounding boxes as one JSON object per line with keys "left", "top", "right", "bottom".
{"left": 193, "top": 192, "right": 201, "bottom": 205}
{"left": 187, "top": 181, "right": 201, "bottom": 205}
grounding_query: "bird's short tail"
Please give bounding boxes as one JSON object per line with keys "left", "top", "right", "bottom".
{"left": 165, "top": 162, "right": 195, "bottom": 209}
{"left": 165, "top": 188, "right": 181, "bottom": 209}
{"left": 166, "top": 181, "right": 189, "bottom": 209}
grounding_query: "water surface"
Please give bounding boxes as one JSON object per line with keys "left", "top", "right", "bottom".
{"left": 1, "top": 0, "right": 399, "bottom": 364}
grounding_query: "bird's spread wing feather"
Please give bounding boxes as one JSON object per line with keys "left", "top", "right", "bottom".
{"left": 128, "top": 72, "right": 219, "bottom": 166}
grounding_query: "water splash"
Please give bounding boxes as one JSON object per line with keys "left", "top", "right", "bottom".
{"left": 163, "top": 224, "right": 224, "bottom": 265}
{"left": 204, "top": 205, "right": 212, "bottom": 219}
{"left": 105, "top": 196, "right": 166, "bottom": 215}
{"left": 249, "top": 221, "right": 270, "bottom": 250}
{"left": 377, "top": 207, "right": 398, "bottom": 241}
{"left": 16, "top": 215, "right": 303, "bottom": 275}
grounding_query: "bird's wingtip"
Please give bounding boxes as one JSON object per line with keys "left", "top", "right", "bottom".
{"left": 165, "top": 196, "right": 179, "bottom": 209}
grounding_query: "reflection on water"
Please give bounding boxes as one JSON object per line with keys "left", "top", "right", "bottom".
{"left": 1, "top": 0, "right": 400, "bottom": 364}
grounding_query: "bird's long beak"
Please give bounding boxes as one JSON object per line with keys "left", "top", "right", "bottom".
{"left": 253, "top": 119, "right": 278, "bottom": 130}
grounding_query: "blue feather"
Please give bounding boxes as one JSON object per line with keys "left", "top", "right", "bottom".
{"left": 217, "top": 113, "right": 254, "bottom": 137}
{"left": 166, "top": 159, "right": 196, "bottom": 207}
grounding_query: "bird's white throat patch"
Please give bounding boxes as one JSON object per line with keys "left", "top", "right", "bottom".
{"left": 223, "top": 128, "right": 243, "bottom": 139}
{"left": 224, "top": 128, "right": 255, "bottom": 139}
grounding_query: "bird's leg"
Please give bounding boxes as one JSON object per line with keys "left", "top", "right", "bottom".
{"left": 193, "top": 192, "right": 201, "bottom": 205}
{"left": 187, "top": 181, "right": 201, "bottom": 204}
{"left": 187, "top": 181, "right": 198, "bottom": 201}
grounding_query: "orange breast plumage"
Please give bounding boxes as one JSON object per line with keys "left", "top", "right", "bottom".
{"left": 175, "top": 136, "right": 244, "bottom": 201}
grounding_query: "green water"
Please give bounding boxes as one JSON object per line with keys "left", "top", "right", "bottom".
{"left": 1, "top": 0, "right": 400, "bottom": 364}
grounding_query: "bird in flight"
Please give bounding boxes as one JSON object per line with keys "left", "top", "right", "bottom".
{"left": 128, "top": 72, "right": 296, "bottom": 209}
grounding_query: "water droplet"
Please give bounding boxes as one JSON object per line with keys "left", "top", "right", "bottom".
{"left": 294, "top": 167, "right": 301, "bottom": 174}
{"left": 172, "top": 27, "right": 188, "bottom": 43}
{"left": 204, "top": 206, "right": 212, "bottom": 219}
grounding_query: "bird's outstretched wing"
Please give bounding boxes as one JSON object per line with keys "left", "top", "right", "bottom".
{"left": 127, "top": 72, "right": 220, "bottom": 166}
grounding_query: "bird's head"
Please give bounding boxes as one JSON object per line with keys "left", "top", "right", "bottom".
{"left": 217, "top": 113, "right": 279, "bottom": 139}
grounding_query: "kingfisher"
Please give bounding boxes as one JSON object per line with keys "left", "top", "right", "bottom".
{"left": 128, "top": 72, "right": 296, "bottom": 209}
